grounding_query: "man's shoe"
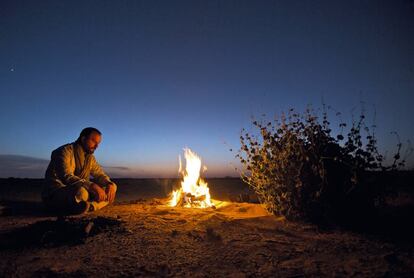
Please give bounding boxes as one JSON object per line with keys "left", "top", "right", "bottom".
{"left": 89, "top": 201, "right": 109, "bottom": 212}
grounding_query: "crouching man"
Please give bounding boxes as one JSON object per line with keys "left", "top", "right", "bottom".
{"left": 42, "top": 127, "right": 117, "bottom": 214}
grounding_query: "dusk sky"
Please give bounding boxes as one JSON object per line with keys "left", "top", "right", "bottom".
{"left": 1, "top": 0, "right": 413, "bottom": 178}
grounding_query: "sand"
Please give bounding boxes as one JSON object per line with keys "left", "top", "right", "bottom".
{"left": 0, "top": 179, "right": 413, "bottom": 277}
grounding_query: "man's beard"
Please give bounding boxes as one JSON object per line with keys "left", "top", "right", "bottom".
{"left": 82, "top": 145, "right": 96, "bottom": 154}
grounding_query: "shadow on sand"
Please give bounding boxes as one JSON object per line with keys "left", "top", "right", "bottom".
{"left": 0, "top": 215, "right": 125, "bottom": 250}
{"left": 335, "top": 204, "right": 414, "bottom": 248}
{"left": 0, "top": 200, "right": 52, "bottom": 217}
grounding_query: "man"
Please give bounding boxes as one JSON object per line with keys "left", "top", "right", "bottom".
{"left": 42, "top": 127, "right": 117, "bottom": 214}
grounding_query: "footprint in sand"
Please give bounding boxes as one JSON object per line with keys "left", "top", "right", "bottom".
{"left": 175, "top": 219, "right": 187, "bottom": 224}
{"left": 152, "top": 210, "right": 181, "bottom": 216}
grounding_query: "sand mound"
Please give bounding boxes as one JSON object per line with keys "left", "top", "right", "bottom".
{"left": 213, "top": 200, "right": 270, "bottom": 219}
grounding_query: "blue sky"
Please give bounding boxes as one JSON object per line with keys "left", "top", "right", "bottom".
{"left": 0, "top": 0, "right": 413, "bottom": 177}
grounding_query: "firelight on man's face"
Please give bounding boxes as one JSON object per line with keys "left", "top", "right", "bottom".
{"left": 82, "top": 132, "right": 102, "bottom": 154}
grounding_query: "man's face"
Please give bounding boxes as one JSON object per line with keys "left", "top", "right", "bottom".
{"left": 81, "top": 132, "right": 102, "bottom": 154}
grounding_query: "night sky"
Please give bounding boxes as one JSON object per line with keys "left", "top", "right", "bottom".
{"left": 1, "top": 0, "right": 413, "bottom": 178}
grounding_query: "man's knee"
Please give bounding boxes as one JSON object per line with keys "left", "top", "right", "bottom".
{"left": 43, "top": 185, "right": 89, "bottom": 213}
{"left": 75, "top": 186, "right": 89, "bottom": 202}
{"left": 110, "top": 182, "right": 117, "bottom": 191}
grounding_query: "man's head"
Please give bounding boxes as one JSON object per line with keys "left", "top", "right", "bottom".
{"left": 76, "top": 127, "right": 102, "bottom": 154}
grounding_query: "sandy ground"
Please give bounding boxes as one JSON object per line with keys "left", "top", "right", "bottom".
{"left": 0, "top": 179, "right": 413, "bottom": 277}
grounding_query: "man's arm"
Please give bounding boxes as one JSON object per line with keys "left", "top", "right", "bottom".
{"left": 54, "top": 147, "right": 93, "bottom": 190}
{"left": 90, "top": 156, "right": 117, "bottom": 203}
{"left": 90, "top": 156, "right": 112, "bottom": 186}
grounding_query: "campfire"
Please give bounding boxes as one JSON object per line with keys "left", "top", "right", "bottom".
{"left": 169, "top": 148, "right": 213, "bottom": 208}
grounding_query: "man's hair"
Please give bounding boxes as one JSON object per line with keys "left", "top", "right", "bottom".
{"left": 76, "top": 127, "right": 102, "bottom": 142}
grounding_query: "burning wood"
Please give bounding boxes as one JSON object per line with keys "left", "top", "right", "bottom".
{"left": 173, "top": 190, "right": 208, "bottom": 207}
{"left": 169, "top": 148, "right": 213, "bottom": 208}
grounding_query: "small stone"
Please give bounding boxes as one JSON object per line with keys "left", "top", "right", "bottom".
{"left": 171, "top": 230, "right": 178, "bottom": 237}
{"left": 206, "top": 227, "right": 221, "bottom": 241}
{"left": 84, "top": 222, "right": 94, "bottom": 236}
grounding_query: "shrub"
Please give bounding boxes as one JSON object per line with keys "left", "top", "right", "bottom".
{"left": 235, "top": 105, "right": 407, "bottom": 223}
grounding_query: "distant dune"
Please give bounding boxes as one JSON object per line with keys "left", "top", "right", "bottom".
{"left": 0, "top": 155, "right": 135, "bottom": 178}
{"left": 0, "top": 154, "right": 239, "bottom": 179}
{"left": 0, "top": 155, "right": 49, "bottom": 178}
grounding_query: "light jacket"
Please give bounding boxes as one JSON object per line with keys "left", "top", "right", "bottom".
{"left": 42, "top": 142, "right": 113, "bottom": 199}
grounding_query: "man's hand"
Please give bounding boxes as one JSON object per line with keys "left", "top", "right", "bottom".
{"left": 106, "top": 183, "right": 117, "bottom": 203}
{"left": 89, "top": 183, "right": 107, "bottom": 202}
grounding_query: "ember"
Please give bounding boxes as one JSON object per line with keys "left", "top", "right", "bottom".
{"left": 169, "top": 148, "right": 213, "bottom": 208}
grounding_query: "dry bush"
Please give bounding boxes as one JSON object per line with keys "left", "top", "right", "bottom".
{"left": 235, "top": 106, "right": 409, "bottom": 223}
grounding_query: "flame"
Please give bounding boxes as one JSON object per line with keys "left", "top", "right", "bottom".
{"left": 169, "top": 148, "right": 212, "bottom": 208}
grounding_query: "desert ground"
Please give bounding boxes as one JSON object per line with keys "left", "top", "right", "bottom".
{"left": 0, "top": 178, "right": 413, "bottom": 277}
